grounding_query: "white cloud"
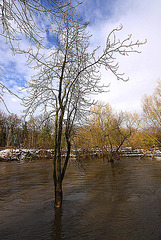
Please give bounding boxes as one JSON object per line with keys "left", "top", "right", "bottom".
{"left": 86, "top": 0, "right": 161, "bottom": 112}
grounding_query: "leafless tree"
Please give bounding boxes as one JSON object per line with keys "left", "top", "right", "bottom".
{"left": 21, "top": 2, "right": 146, "bottom": 207}
{"left": 142, "top": 79, "right": 161, "bottom": 145}
{"left": 0, "top": 0, "right": 83, "bottom": 48}
{"left": 0, "top": 0, "right": 84, "bottom": 110}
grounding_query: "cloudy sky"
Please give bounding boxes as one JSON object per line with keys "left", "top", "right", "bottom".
{"left": 83, "top": 0, "right": 161, "bottom": 112}
{"left": 0, "top": 0, "right": 161, "bottom": 115}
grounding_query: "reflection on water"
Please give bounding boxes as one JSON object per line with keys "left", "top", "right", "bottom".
{"left": 0, "top": 157, "right": 161, "bottom": 240}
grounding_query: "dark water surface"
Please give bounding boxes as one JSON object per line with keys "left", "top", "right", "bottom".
{"left": 0, "top": 157, "right": 161, "bottom": 240}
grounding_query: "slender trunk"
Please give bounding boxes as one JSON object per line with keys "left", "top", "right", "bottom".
{"left": 53, "top": 109, "right": 65, "bottom": 208}
{"left": 108, "top": 136, "right": 114, "bottom": 162}
{"left": 61, "top": 133, "right": 71, "bottom": 181}
{"left": 55, "top": 181, "right": 63, "bottom": 208}
{"left": 53, "top": 112, "right": 58, "bottom": 190}
{"left": 54, "top": 148, "right": 62, "bottom": 208}
{"left": 53, "top": 124, "right": 71, "bottom": 208}
{"left": 53, "top": 28, "right": 68, "bottom": 209}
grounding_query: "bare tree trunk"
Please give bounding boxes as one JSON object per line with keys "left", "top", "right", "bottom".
{"left": 53, "top": 146, "right": 63, "bottom": 208}
{"left": 53, "top": 123, "right": 71, "bottom": 208}
{"left": 55, "top": 181, "right": 63, "bottom": 208}
{"left": 53, "top": 108, "right": 69, "bottom": 208}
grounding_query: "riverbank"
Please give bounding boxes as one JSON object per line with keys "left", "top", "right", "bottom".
{"left": 0, "top": 147, "right": 161, "bottom": 162}
{"left": 0, "top": 149, "right": 54, "bottom": 162}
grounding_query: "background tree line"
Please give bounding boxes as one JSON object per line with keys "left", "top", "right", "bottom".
{"left": 0, "top": 112, "right": 54, "bottom": 149}
{"left": 1, "top": 79, "right": 161, "bottom": 151}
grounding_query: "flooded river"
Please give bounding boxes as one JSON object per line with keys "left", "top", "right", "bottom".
{"left": 0, "top": 157, "right": 161, "bottom": 240}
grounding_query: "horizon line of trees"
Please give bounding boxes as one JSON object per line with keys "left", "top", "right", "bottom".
{"left": 1, "top": 79, "right": 161, "bottom": 153}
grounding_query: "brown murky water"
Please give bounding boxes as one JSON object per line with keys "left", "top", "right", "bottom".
{"left": 0, "top": 157, "right": 161, "bottom": 240}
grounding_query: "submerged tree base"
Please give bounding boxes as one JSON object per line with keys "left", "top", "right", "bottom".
{"left": 54, "top": 187, "right": 63, "bottom": 208}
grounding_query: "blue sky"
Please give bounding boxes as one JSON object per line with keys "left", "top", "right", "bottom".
{"left": 0, "top": 0, "right": 161, "bottom": 114}
{"left": 80, "top": 0, "right": 117, "bottom": 23}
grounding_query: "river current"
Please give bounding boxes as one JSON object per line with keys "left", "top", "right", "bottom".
{"left": 0, "top": 157, "right": 161, "bottom": 240}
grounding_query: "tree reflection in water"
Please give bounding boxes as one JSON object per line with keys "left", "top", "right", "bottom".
{"left": 52, "top": 208, "right": 63, "bottom": 240}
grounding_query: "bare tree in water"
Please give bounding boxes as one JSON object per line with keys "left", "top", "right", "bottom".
{"left": 20, "top": 1, "right": 146, "bottom": 207}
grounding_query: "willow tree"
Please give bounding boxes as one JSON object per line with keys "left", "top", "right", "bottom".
{"left": 87, "top": 103, "right": 138, "bottom": 162}
{"left": 142, "top": 79, "right": 161, "bottom": 145}
{"left": 22, "top": 3, "right": 145, "bottom": 207}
